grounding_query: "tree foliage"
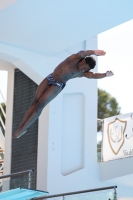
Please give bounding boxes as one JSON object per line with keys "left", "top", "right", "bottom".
{"left": 98, "top": 88, "right": 121, "bottom": 132}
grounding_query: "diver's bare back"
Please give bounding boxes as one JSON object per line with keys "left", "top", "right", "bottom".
{"left": 52, "top": 54, "right": 82, "bottom": 83}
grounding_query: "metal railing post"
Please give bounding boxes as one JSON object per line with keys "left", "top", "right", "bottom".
{"left": 114, "top": 186, "right": 117, "bottom": 200}
{"left": 28, "top": 171, "right": 32, "bottom": 189}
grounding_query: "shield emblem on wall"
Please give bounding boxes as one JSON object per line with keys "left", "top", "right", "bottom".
{"left": 107, "top": 118, "right": 127, "bottom": 155}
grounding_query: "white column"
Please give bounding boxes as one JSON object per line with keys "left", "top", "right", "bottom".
{"left": 3, "top": 69, "right": 14, "bottom": 191}
{"left": 37, "top": 105, "right": 49, "bottom": 191}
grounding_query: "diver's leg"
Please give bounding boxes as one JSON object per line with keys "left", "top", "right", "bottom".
{"left": 13, "top": 77, "right": 49, "bottom": 137}
{"left": 13, "top": 85, "right": 62, "bottom": 138}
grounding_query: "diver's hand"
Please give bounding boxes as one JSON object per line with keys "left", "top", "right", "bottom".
{"left": 94, "top": 50, "right": 106, "bottom": 56}
{"left": 106, "top": 71, "right": 114, "bottom": 77}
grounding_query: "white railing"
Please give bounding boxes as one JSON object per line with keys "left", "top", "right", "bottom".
{"left": 0, "top": 90, "right": 6, "bottom": 132}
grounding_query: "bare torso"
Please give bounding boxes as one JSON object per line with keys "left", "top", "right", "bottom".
{"left": 52, "top": 55, "right": 83, "bottom": 83}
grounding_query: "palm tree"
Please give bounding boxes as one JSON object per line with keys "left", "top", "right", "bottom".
{"left": 97, "top": 89, "right": 121, "bottom": 162}
{"left": 98, "top": 88, "right": 121, "bottom": 132}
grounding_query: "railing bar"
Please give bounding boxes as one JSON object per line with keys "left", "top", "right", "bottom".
{"left": 0, "top": 116, "right": 5, "bottom": 130}
{"left": 0, "top": 104, "right": 6, "bottom": 118}
{"left": 0, "top": 169, "right": 34, "bottom": 179}
{"left": 31, "top": 186, "right": 117, "bottom": 200}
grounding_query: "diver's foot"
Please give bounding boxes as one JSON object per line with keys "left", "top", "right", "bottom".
{"left": 12, "top": 128, "right": 27, "bottom": 138}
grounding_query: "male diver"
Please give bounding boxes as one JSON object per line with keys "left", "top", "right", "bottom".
{"left": 13, "top": 49, "right": 113, "bottom": 138}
